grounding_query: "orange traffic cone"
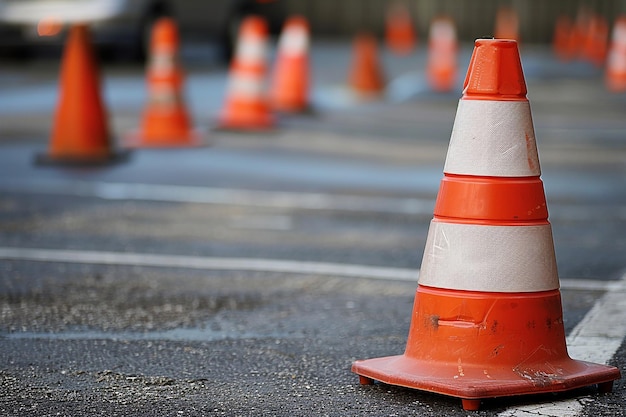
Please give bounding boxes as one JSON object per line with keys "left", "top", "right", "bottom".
{"left": 582, "top": 14, "right": 609, "bottom": 67}
{"left": 385, "top": 1, "right": 416, "bottom": 55}
{"left": 352, "top": 39, "right": 621, "bottom": 411}
{"left": 37, "top": 24, "right": 124, "bottom": 165}
{"left": 269, "top": 16, "right": 311, "bottom": 113}
{"left": 606, "top": 16, "right": 626, "bottom": 92}
{"left": 553, "top": 15, "right": 575, "bottom": 60}
{"left": 426, "top": 16, "right": 458, "bottom": 92}
{"left": 127, "top": 18, "right": 202, "bottom": 147}
{"left": 217, "top": 16, "right": 274, "bottom": 131}
{"left": 494, "top": 6, "right": 520, "bottom": 42}
{"left": 348, "top": 33, "right": 385, "bottom": 98}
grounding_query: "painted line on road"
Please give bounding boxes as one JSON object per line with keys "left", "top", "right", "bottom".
{"left": 0, "top": 246, "right": 418, "bottom": 282}
{"left": 0, "top": 246, "right": 621, "bottom": 292}
{"left": 0, "top": 180, "right": 435, "bottom": 216}
{"left": 498, "top": 271, "right": 626, "bottom": 417}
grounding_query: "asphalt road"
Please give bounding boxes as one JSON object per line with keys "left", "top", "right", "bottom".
{"left": 0, "top": 40, "right": 625, "bottom": 416}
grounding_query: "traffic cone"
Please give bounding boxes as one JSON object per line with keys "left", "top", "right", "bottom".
{"left": 426, "top": 16, "right": 458, "bottom": 92}
{"left": 269, "top": 16, "right": 311, "bottom": 113}
{"left": 127, "top": 17, "right": 202, "bottom": 147}
{"left": 606, "top": 16, "right": 626, "bottom": 92}
{"left": 581, "top": 14, "right": 609, "bottom": 67}
{"left": 553, "top": 15, "right": 575, "bottom": 61}
{"left": 494, "top": 6, "right": 520, "bottom": 42}
{"left": 385, "top": 1, "right": 416, "bottom": 55}
{"left": 37, "top": 24, "right": 124, "bottom": 165}
{"left": 348, "top": 33, "right": 385, "bottom": 98}
{"left": 352, "top": 39, "right": 621, "bottom": 411}
{"left": 217, "top": 16, "right": 274, "bottom": 131}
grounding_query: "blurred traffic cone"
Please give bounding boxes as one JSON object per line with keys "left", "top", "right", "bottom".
{"left": 553, "top": 15, "right": 575, "bottom": 60}
{"left": 218, "top": 16, "right": 274, "bottom": 131}
{"left": 605, "top": 16, "right": 626, "bottom": 92}
{"left": 352, "top": 39, "right": 621, "bottom": 411}
{"left": 569, "top": 6, "right": 592, "bottom": 59}
{"left": 494, "top": 6, "right": 519, "bottom": 42}
{"left": 127, "top": 18, "right": 202, "bottom": 147}
{"left": 37, "top": 24, "right": 124, "bottom": 165}
{"left": 269, "top": 16, "right": 311, "bottom": 113}
{"left": 581, "top": 14, "right": 609, "bottom": 67}
{"left": 385, "top": 1, "right": 416, "bottom": 55}
{"left": 349, "top": 33, "right": 385, "bottom": 98}
{"left": 426, "top": 16, "right": 458, "bottom": 92}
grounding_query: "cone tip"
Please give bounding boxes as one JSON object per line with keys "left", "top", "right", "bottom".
{"left": 462, "top": 38, "right": 527, "bottom": 100}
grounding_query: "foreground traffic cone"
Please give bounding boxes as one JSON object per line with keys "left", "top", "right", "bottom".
{"left": 606, "top": 16, "right": 626, "bottom": 92}
{"left": 352, "top": 39, "right": 621, "bottom": 411}
{"left": 127, "top": 18, "right": 202, "bottom": 147}
{"left": 385, "top": 1, "right": 416, "bottom": 55}
{"left": 37, "top": 24, "right": 124, "bottom": 165}
{"left": 426, "top": 16, "right": 458, "bottom": 92}
{"left": 348, "top": 33, "right": 385, "bottom": 98}
{"left": 217, "top": 16, "right": 274, "bottom": 131}
{"left": 269, "top": 16, "right": 311, "bottom": 113}
{"left": 494, "top": 6, "right": 519, "bottom": 42}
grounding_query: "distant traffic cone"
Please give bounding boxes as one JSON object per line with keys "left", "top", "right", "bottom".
{"left": 127, "top": 18, "right": 202, "bottom": 147}
{"left": 218, "top": 16, "right": 274, "bottom": 131}
{"left": 385, "top": 1, "right": 416, "bottom": 55}
{"left": 352, "top": 39, "right": 621, "bottom": 411}
{"left": 349, "top": 33, "right": 385, "bottom": 97}
{"left": 582, "top": 14, "right": 609, "bottom": 67}
{"left": 494, "top": 6, "right": 520, "bottom": 42}
{"left": 553, "top": 15, "right": 575, "bottom": 60}
{"left": 426, "top": 16, "right": 458, "bottom": 92}
{"left": 269, "top": 16, "right": 311, "bottom": 113}
{"left": 37, "top": 24, "right": 124, "bottom": 165}
{"left": 606, "top": 16, "right": 626, "bottom": 92}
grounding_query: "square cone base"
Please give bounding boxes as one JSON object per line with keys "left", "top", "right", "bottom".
{"left": 352, "top": 355, "right": 620, "bottom": 410}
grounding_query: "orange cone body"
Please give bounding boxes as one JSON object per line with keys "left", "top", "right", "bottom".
{"left": 218, "top": 16, "right": 274, "bottom": 130}
{"left": 426, "top": 16, "right": 458, "bottom": 92}
{"left": 606, "top": 17, "right": 626, "bottom": 91}
{"left": 582, "top": 14, "right": 609, "bottom": 66}
{"left": 42, "top": 24, "right": 117, "bottom": 164}
{"left": 269, "top": 16, "right": 311, "bottom": 113}
{"left": 128, "top": 18, "right": 200, "bottom": 147}
{"left": 352, "top": 39, "right": 621, "bottom": 411}
{"left": 349, "top": 33, "right": 385, "bottom": 97}
{"left": 553, "top": 15, "right": 576, "bottom": 60}
{"left": 385, "top": 2, "right": 416, "bottom": 55}
{"left": 494, "top": 6, "right": 520, "bottom": 42}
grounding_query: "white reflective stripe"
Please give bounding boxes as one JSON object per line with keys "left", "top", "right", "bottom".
{"left": 236, "top": 37, "right": 267, "bottom": 64}
{"left": 418, "top": 220, "right": 559, "bottom": 292}
{"left": 149, "top": 51, "right": 175, "bottom": 76}
{"left": 429, "top": 20, "right": 456, "bottom": 43}
{"left": 227, "top": 71, "right": 265, "bottom": 98}
{"left": 444, "top": 100, "right": 541, "bottom": 177}
{"left": 279, "top": 26, "right": 309, "bottom": 56}
{"left": 613, "top": 21, "right": 626, "bottom": 46}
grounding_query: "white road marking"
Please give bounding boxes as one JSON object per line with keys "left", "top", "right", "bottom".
{"left": 0, "top": 247, "right": 418, "bottom": 281}
{"left": 497, "top": 272, "right": 626, "bottom": 417}
{"left": 0, "top": 246, "right": 619, "bottom": 292}
{"left": 0, "top": 180, "right": 435, "bottom": 216}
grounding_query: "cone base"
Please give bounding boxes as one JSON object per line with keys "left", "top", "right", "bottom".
{"left": 34, "top": 150, "right": 130, "bottom": 167}
{"left": 125, "top": 129, "right": 206, "bottom": 148}
{"left": 352, "top": 355, "right": 619, "bottom": 410}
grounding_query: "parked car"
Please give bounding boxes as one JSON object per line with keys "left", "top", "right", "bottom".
{"left": 0, "top": 0, "right": 284, "bottom": 61}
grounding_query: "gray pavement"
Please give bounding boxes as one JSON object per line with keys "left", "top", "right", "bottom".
{"left": 1, "top": 40, "right": 626, "bottom": 416}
